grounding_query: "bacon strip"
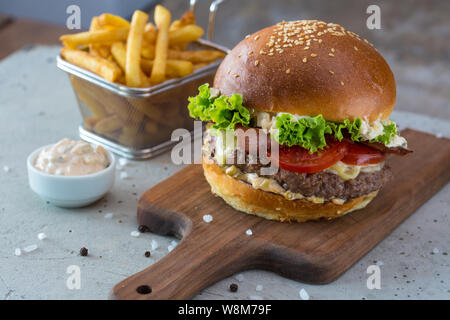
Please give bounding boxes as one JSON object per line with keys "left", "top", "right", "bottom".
{"left": 359, "top": 141, "right": 412, "bottom": 155}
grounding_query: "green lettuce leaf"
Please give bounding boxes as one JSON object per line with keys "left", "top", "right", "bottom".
{"left": 329, "top": 118, "right": 362, "bottom": 141}
{"left": 187, "top": 84, "right": 250, "bottom": 130}
{"left": 188, "top": 85, "right": 400, "bottom": 152}
{"left": 274, "top": 114, "right": 333, "bottom": 152}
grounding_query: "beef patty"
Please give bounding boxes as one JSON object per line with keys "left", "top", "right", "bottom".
{"left": 205, "top": 133, "right": 392, "bottom": 202}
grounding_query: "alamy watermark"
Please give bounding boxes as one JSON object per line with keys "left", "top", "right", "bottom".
{"left": 66, "top": 5, "right": 81, "bottom": 30}
{"left": 366, "top": 5, "right": 381, "bottom": 30}
{"left": 66, "top": 265, "right": 81, "bottom": 290}
{"left": 171, "top": 121, "right": 279, "bottom": 176}
{"left": 366, "top": 265, "right": 381, "bottom": 290}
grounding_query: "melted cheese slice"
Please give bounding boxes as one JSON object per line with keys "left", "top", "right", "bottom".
{"left": 325, "top": 161, "right": 383, "bottom": 181}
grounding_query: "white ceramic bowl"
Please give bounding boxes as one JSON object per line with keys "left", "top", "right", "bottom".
{"left": 27, "top": 144, "right": 116, "bottom": 208}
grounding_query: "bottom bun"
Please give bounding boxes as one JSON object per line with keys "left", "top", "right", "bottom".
{"left": 203, "top": 160, "right": 378, "bottom": 223}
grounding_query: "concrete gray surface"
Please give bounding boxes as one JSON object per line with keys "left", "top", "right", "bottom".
{"left": 0, "top": 46, "right": 449, "bottom": 300}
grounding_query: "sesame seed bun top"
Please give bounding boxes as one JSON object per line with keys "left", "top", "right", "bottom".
{"left": 213, "top": 20, "right": 396, "bottom": 122}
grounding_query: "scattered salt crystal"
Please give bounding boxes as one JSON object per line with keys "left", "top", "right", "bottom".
{"left": 118, "top": 158, "right": 129, "bottom": 167}
{"left": 433, "top": 248, "right": 439, "bottom": 254}
{"left": 151, "top": 239, "right": 159, "bottom": 250}
{"left": 436, "top": 133, "right": 443, "bottom": 138}
{"left": 256, "top": 284, "right": 263, "bottom": 292}
{"left": 37, "top": 233, "right": 47, "bottom": 240}
{"left": 235, "top": 274, "right": 245, "bottom": 282}
{"left": 23, "top": 244, "right": 38, "bottom": 253}
{"left": 3, "top": 165, "right": 10, "bottom": 172}
{"left": 168, "top": 245, "right": 175, "bottom": 252}
{"left": 104, "top": 212, "right": 114, "bottom": 219}
{"left": 203, "top": 214, "right": 213, "bottom": 223}
{"left": 376, "top": 260, "right": 384, "bottom": 266}
{"left": 120, "top": 171, "right": 129, "bottom": 180}
{"left": 130, "top": 231, "right": 141, "bottom": 237}
{"left": 249, "top": 295, "right": 263, "bottom": 300}
{"left": 246, "top": 229, "right": 253, "bottom": 236}
{"left": 170, "top": 240, "right": 178, "bottom": 247}
{"left": 14, "top": 248, "right": 21, "bottom": 256}
{"left": 299, "top": 288, "right": 310, "bottom": 300}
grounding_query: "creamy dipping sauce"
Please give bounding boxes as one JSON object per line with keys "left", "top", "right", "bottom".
{"left": 34, "top": 138, "right": 109, "bottom": 176}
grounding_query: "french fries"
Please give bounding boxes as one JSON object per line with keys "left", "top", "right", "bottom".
{"left": 84, "top": 116, "right": 101, "bottom": 131}
{"left": 143, "top": 22, "right": 157, "bottom": 43}
{"left": 60, "top": 27, "right": 129, "bottom": 47}
{"left": 88, "top": 17, "right": 111, "bottom": 59}
{"left": 93, "top": 115, "right": 123, "bottom": 134}
{"left": 61, "top": 48, "right": 122, "bottom": 82}
{"left": 150, "top": 5, "right": 171, "bottom": 85}
{"left": 169, "top": 10, "right": 195, "bottom": 31}
{"left": 60, "top": 8, "right": 224, "bottom": 87}
{"left": 98, "top": 13, "right": 130, "bottom": 28}
{"left": 125, "top": 10, "right": 148, "bottom": 87}
{"left": 111, "top": 42, "right": 149, "bottom": 87}
{"left": 141, "top": 44, "right": 155, "bottom": 59}
{"left": 168, "top": 49, "right": 226, "bottom": 63}
{"left": 168, "top": 25, "right": 204, "bottom": 46}
{"left": 60, "top": 8, "right": 226, "bottom": 149}
{"left": 141, "top": 59, "right": 193, "bottom": 78}
{"left": 193, "top": 63, "right": 209, "bottom": 71}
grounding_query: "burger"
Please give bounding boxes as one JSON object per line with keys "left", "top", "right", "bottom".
{"left": 187, "top": 20, "right": 411, "bottom": 223}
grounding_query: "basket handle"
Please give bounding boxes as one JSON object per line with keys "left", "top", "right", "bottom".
{"left": 208, "top": 0, "right": 227, "bottom": 41}
{"left": 188, "top": 0, "right": 227, "bottom": 41}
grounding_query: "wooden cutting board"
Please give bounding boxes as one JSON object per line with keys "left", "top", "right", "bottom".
{"left": 111, "top": 129, "right": 450, "bottom": 300}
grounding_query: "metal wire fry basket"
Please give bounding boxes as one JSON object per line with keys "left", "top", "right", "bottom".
{"left": 57, "top": 0, "right": 229, "bottom": 159}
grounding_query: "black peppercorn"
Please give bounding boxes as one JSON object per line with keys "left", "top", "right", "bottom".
{"left": 138, "top": 225, "right": 148, "bottom": 233}
{"left": 80, "top": 247, "right": 88, "bottom": 256}
{"left": 229, "top": 283, "right": 238, "bottom": 292}
{"left": 144, "top": 251, "right": 151, "bottom": 258}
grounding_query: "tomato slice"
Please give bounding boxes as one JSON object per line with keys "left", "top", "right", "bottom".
{"left": 271, "top": 139, "right": 348, "bottom": 173}
{"left": 341, "top": 142, "right": 385, "bottom": 165}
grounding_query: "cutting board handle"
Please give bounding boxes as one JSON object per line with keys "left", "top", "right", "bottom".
{"left": 111, "top": 204, "right": 263, "bottom": 300}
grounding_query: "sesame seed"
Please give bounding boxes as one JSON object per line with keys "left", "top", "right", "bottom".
{"left": 268, "top": 52, "right": 274, "bottom": 56}
{"left": 227, "top": 69, "right": 231, "bottom": 74}
{"left": 304, "top": 46, "right": 309, "bottom": 50}
{"left": 245, "top": 35, "right": 250, "bottom": 39}
{"left": 302, "top": 57, "right": 307, "bottom": 63}
{"left": 329, "top": 70, "right": 334, "bottom": 75}
{"left": 254, "top": 60, "right": 259, "bottom": 66}
{"left": 354, "top": 46, "right": 358, "bottom": 51}
{"left": 254, "top": 35, "right": 260, "bottom": 40}
{"left": 259, "top": 50, "right": 266, "bottom": 55}
{"left": 286, "top": 68, "right": 291, "bottom": 74}
{"left": 318, "top": 39, "right": 323, "bottom": 43}
{"left": 329, "top": 53, "right": 334, "bottom": 57}
{"left": 248, "top": 51, "right": 253, "bottom": 55}
{"left": 233, "top": 74, "right": 239, "bottom": 78}
{"left": 331, "top": 48, "right": 335, "bottom": 52}
{"left": 340, "top": 81, "right": 344, "bottom": 86}
{"left": 310, "top": 53, "right": 317, "bottom": 57}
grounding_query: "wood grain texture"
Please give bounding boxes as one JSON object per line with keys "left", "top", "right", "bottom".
{"left": 0, "top": 14, "right": 12, "bottom": 30}
{"left": 111, "top": 129, "right": 450, "bottom": 300}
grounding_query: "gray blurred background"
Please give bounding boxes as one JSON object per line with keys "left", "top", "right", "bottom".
{"left": 1, "top": 0, "right": 449, "bottom": 120}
